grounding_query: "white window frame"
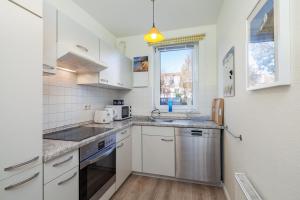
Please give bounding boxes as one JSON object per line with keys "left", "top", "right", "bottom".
{"left": 154, "top": 43, "right": 199, "bottom": 112}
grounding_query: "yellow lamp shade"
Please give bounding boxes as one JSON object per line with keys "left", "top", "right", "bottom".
{"left": 144, "top": 26, "right": 165, "bottom": 43}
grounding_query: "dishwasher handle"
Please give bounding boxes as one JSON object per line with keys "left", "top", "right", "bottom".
{"left": 191, "top": 130, "right": 203, "bottom": 136}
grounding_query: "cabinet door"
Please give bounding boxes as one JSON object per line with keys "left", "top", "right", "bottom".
{"left": 9, "top": 0, "right": 42, "bottom": 17}
{"left": 131, "top": 126, "right": 142, "bottom": 172}
{"left": 142, "top": 135, "right": 175, "bottom": 177}
{"left": 0, "top": 165, "right": 42, "bottom": 200}
{"left": 44, "top": 167, "right": 79, "bottom": 200}
{"left": 0, "top": 0, "right": 42, "bottom": 180}
{"left": 119, "top": 55, "right": 133, "bottom": 89}
{"left": 116, "top": 136, "right": 132, "bottom": 190}
{"left": 57, "top": 12, "right": 99, "bottom": 61}
{"left": 43, "top": 1, "right": 56, "bottom": 75}
{"left": 99, "top": 40, "right": 119, "bottom": 86}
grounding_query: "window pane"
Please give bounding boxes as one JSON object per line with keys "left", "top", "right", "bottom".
{"left": 160, "top": 48, "right": 193, "bottom": 106}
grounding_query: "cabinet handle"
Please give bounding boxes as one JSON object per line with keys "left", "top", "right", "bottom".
{"left": 4, "top": 172, "right": 39, "bottom": 191}
{"left": 76, "top": 45, "right": 89, "bottom": 52}
{"left": 100, "top": 79, "right": 108, "bottom": 83}
{"left": 117, "top": 143, "right": 124, "bottom": 149}
{"left": 43, "top": 64, "right": 55, "bottom": 70}
{"left": 57, "top": 172, "right": 77, "bottom": 186}
{"left": 52, "top": 156, "right": 73, "bottom": 167}
{"left": 121, "top": 130, "right": 127, "bottom": 135}
{"left": 161, "top": 139, "right": 174, "bottom": 142}
{"left": 4, "top": 156, "right": 39, "bottom": 172}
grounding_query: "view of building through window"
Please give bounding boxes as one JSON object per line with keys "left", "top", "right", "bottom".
{"left": 160, "top": 48, "right": 193, "bottom": 106}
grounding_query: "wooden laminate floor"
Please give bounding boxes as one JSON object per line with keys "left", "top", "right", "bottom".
{"left": 111, "top": 175, "right": 226, "bottom": 200}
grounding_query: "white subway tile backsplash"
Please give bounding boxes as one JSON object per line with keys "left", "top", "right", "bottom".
{"left": 43, "top": 69, "right": 122, "bottom": 131}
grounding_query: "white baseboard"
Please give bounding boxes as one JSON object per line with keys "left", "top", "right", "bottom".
{"left": 223, "top": 185, "right": 232, "bottom": 200}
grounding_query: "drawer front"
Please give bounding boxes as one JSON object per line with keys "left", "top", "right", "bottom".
{"left": 116, "top": 128, "right": 131, "bottom": 143}
{"left": 44, "top": 167, "right": 78, "bottom": 200}
{"left": 44, "top": 150, "right": 78, "bottom": 184}
{"left": 142, "top": 126, "right": 174, "bottom": 137}
{"left": 0, "top": 165, "right": 42, "bottom": 200}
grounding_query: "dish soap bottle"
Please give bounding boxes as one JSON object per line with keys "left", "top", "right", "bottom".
{"left": 168, "top": 98, "right": 173, "bottom": 112}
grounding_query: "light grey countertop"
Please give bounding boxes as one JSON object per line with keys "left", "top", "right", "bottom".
{"left": 43, "top": 117, "right": 223, "bottom": 162}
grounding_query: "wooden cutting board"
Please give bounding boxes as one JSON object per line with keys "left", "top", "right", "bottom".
{"left": 212, "top": 98, "right": 224, "bottom": 126}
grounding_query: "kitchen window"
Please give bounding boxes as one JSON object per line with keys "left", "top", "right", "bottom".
{"left": 154, "top": 43, "right": 199, "bottom": 112}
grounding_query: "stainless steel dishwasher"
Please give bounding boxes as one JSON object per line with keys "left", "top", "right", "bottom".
{"left": 175, "top": 128, "right": 221, "bottom": 184}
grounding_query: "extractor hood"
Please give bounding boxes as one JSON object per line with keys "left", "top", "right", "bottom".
{"left": 57, "top": 51, "right": 107, "bottom": 74}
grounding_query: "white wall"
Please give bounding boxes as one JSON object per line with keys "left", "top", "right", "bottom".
{"left": 217, "top": 0, "right": 300, "bottom": 199}
{"left": 117, "top": 25, "right": 218, "bottom": 116}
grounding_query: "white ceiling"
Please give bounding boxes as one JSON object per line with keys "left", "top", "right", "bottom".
{"left": 73, "top": 0, "right": 224, "bottom": 37}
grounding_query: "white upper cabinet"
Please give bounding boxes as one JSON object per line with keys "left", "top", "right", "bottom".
{"left": 99, "top": 40, "right": 120, "bottom": 85}
{"left": 43, "top": 1, "right": 56, "bottom": 75}
{"left": 9, "top": 0, "right": 42, "bottom": 17}
{"left": 119, "top": 55, "right": 133, "bottom": 89}
{"left": 56, "top": 12, "right": 107, "bottom": 73}
{"left": 57, "top": 12, "right": 99, "bottom": 61}
{"left": 0, "top": 0, "right": 42, "bottom": 180}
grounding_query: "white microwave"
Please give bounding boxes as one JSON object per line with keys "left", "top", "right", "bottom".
{"left": 105, "top": 105, "right": 132, "bottom": 121}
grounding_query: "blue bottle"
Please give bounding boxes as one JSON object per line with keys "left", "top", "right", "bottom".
{"left": 168, "top": 98, "right": 173, "bottom": 112}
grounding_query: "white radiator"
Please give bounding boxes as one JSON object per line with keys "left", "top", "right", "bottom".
{"left": 234, "top": 173, "right": 263, "bottom": 200}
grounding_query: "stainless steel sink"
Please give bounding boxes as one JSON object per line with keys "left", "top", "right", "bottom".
{"left": 150, "top": 118, "right": 174, "bottom": 123}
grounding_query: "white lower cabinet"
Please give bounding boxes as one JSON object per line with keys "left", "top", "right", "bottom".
{"left": 0, "top": 165, "right": 43, "bottom": 200}
{"left": 44, "top": 167, "right": 78, "bottom": 200}
{"left": 142, "top": 127, "right": 175, "bottom": 177}
{"left": 131, "top": 126, "right": 142, "bottom": 172}
{"left": 116, "top": 135, "right": 132, "bottom": 190}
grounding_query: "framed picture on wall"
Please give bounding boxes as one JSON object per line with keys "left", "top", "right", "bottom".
{"left": 246, "top": 0, "right": 291, "bottom": 90}
{"left": 223, "top": 47, "right": 235, "bottom": 97}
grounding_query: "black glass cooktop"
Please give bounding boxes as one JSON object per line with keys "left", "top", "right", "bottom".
{"left": 43, "top": 126, "right": 113, "bottom": 142}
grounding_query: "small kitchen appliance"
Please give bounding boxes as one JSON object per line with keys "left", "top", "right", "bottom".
{"left": 94, "top": 110, "right": 113, "bottom": 124}
{"left": 105, "top": 105, "right": 132, "bottom": 121}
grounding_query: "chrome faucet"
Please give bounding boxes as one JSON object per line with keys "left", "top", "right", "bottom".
{"left": 150, "top": 108, "right": 161, "bottom": 120}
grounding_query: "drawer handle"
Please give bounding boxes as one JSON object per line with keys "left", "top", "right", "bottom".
{"left": 4, "top": 172, "right": 39, "bottom": 191}
{"left": 4, "top": 156, "right": 39, "bottom": 171}
{"left": 57, "top": 172, "right": 77, "bottom": 186}
{"left": 52, "top": 156, "right": 73, "bottom": 167}
{"left": 161, "top": 139, "right": 174, "bottom": 142}
{"left": 117, "top": 143, "right": 124, "bottom": 149}
{"left": 76, "top": 45, "right": 89, "bottom": 52}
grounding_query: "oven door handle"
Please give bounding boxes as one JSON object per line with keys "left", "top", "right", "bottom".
{"left": 80, "top": 145, "right": 115, "bottom": 170}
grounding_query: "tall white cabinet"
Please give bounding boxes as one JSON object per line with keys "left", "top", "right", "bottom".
{"left": 0, "top": 0, "right": 43, "bottom": 199}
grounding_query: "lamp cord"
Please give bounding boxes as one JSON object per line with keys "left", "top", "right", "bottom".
{"left": 152, "top": 0, "right": 155, "bottom": 27}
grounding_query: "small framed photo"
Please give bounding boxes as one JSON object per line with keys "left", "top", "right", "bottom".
{"left": 133, "top": 56, "right": 149, "bottom": 72}
{"left": 246, "top": 0, "right": 291, "bottom": 90}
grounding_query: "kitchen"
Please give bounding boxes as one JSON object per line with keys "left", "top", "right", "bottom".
{"left": 0, "top": 0, "right": 299, "bottom": 200}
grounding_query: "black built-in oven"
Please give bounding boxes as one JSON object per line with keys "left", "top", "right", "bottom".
{"left": 79, "top": 134, "right": 116, "bottom": 200}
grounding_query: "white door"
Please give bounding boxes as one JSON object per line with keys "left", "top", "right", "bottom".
{"left": 57, "top": 12, "right": 99, "bottom": 61}
{"left": 116, "top": 136, "right": 132, "bottom": 190}
{"left": 44, "top": 167, "right": 79, "bottom": 200}
{"left": 142, "top": 135, "right": 175, "bottom": 177}
{"left": 131, "top": 126, "right": 142, "bottom": 172}
{"left": 0, "top": 0, "right": 42, "bottom": 180}
{"left": 99, "top": 40, "right": 119, "bottom": 86}
{"left": 0, "top": 165, "right": 43, "bottom": 200}
{"left": 43, "top": 1, "right": 57, "bottom": 74}
{"left": 8, "top": 0, "right": 42, "bottom": 17}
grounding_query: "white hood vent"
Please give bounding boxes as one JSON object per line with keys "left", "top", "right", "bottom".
{"left": 57, "top": 51, "right": 107, "bottom": 74}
